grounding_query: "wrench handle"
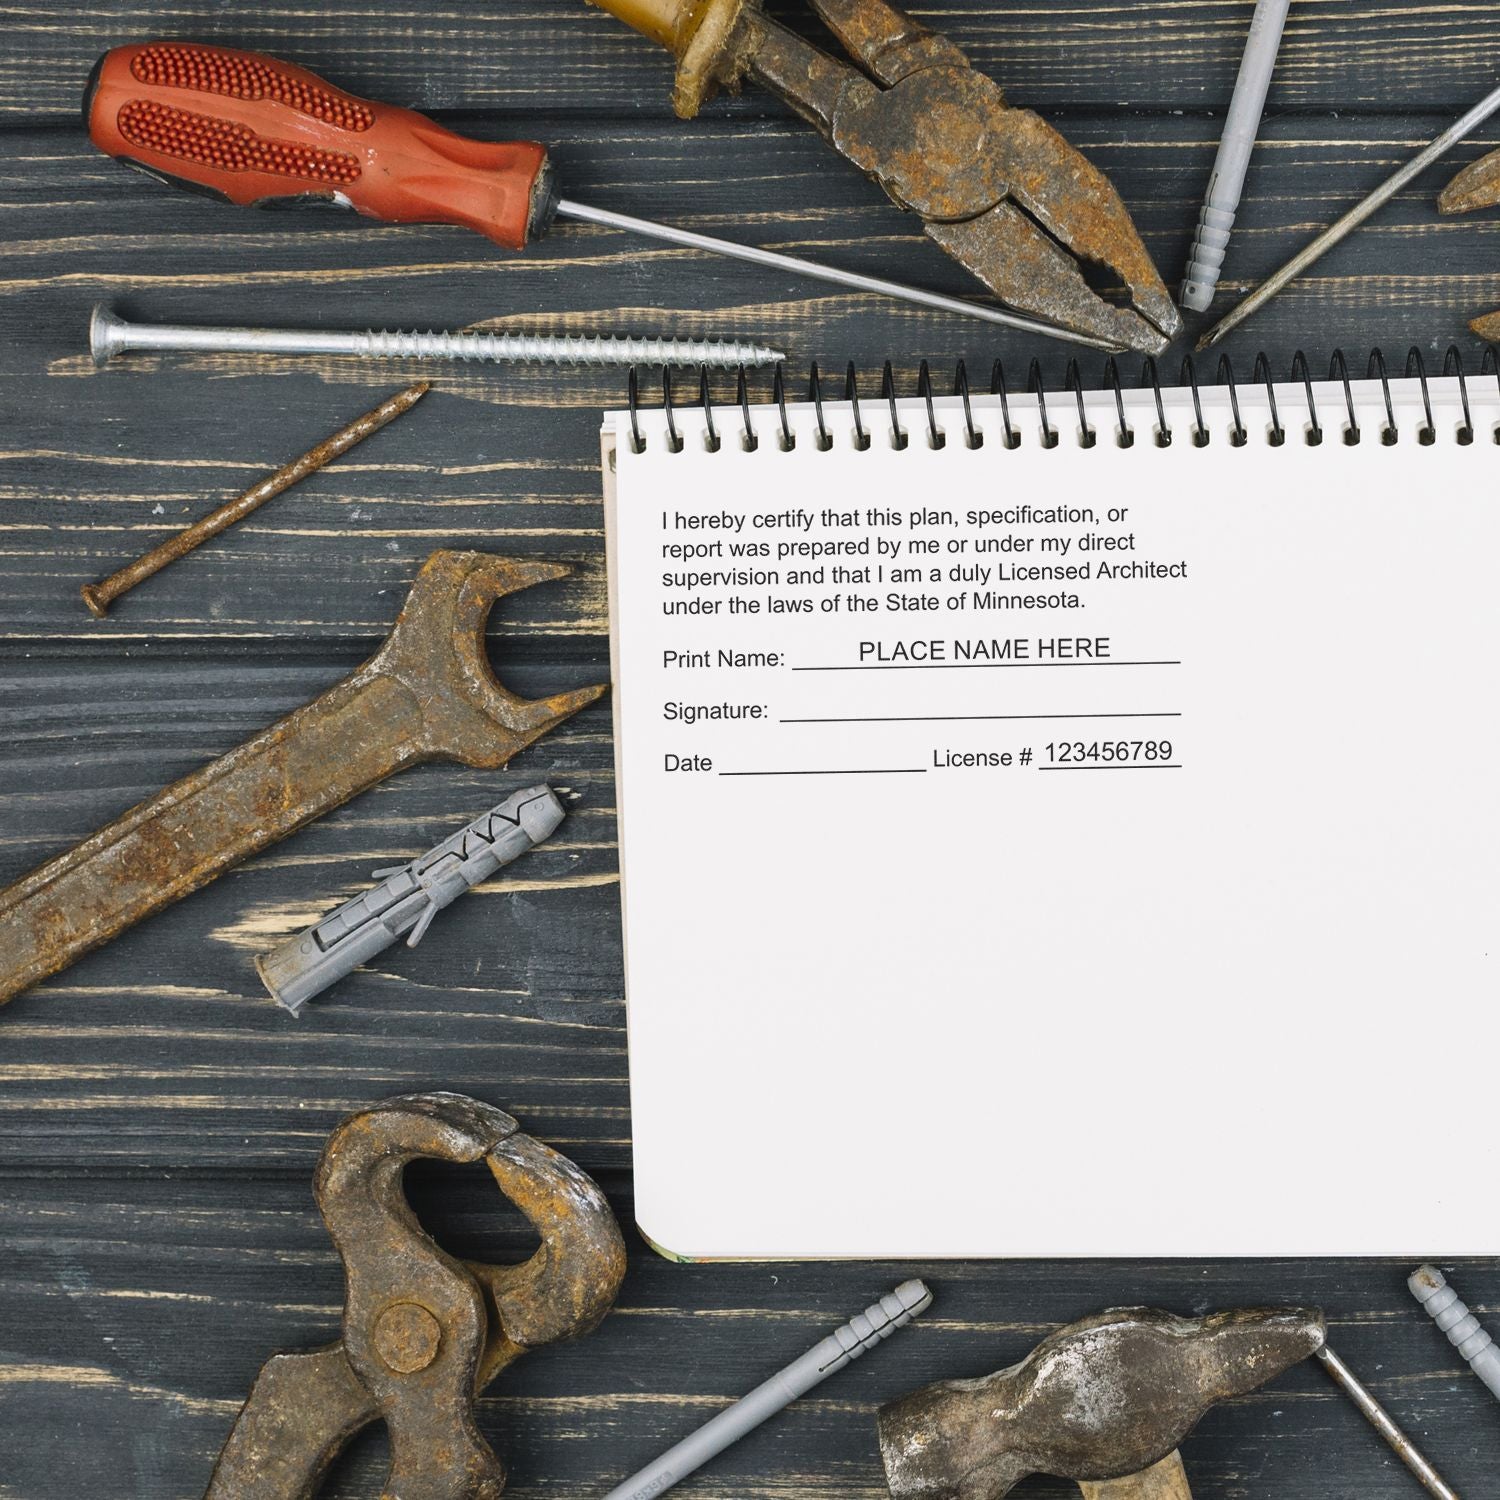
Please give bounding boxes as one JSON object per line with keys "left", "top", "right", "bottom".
{"left": 0, "top": 672, "right": 424, "bottom": 1004}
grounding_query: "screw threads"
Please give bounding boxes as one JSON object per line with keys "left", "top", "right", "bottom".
{"left": 1410, "top": 1264, "right": 1500, "bottom": 1401}
{"left": 833, "top": 1279, "right": 932, "bottom": 1363}
{"left": 352, "top": 327, "right": 773, "bottom": 368}
{"left": 87, "top": 305, "right": 783, "bottom": 370}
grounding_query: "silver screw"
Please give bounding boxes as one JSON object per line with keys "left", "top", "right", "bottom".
{"left": 1411, "top": 1264, "right": 1500, "bottom": 1404}
{"left": 89, "top": 305, "right": 783, "bottom": 370}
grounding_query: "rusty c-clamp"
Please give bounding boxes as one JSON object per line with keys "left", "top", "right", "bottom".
{"left": 204, "top": 1093, "right": 627, "bottom": 1500}
{"left": 588, "top": 0, "right": 1181, "bottom": 353}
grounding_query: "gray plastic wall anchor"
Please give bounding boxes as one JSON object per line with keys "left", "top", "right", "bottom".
{"left": 1409, "top": 1264, "right": 1500, "bottom": 1403}
{"left": 601, "top": 1281, "right": 933, "bottom": 1500}
{"left": 1180, "top": 0, "right": 1292, "bottom": 312}
{"left": 256, "top": 784, "right": 565, "bottom": 1015}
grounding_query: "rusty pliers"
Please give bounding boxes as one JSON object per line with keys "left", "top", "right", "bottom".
{"left": 203, "top": 1094, "right": 627, "bottom": 1500}
{"left": 589, "top": 0, "right": 1181, "bottom": 353}
{"left": 1440, "top": 148, "right": 1500, "bottom": 339}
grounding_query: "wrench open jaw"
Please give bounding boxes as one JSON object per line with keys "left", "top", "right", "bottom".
{"left": 1439, "top": 149, "right": 1500, "bottom": 338}
{"left": 591, "top": 0, "right": 1181, "bottom": 353}
{"left": 0, "top": 551, "right": 606, "bottom": 1007}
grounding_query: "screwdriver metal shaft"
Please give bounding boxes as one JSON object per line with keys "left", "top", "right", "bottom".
{"left": 1199, "top": 79, "right": 1500, "bottom": 348}
{"left": 1314, "top": 1345, "right": 1460, "bottom": 1500}
{"left": 556, "top": 199, "right": 1121, "bottom": 351}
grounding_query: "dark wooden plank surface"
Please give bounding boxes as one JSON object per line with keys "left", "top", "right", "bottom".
{"left": 2, "top": 1, "right": 1498, "bottom": 1496}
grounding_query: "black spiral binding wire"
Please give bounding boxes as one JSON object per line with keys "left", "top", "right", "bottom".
{"left": 624, "top": 348, "right": 1492, "bottom": 451}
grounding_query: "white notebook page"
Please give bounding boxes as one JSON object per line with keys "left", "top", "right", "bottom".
{"left": 604, "top": 374, "right": 1498, "bottom": 1259}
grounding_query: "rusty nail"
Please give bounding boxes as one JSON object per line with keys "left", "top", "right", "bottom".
{"left": 80, "top": 381, "right": 430, "bottom": 617}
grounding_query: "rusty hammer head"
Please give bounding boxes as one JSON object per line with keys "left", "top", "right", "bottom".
{"left": 878, "top": 1307, "right": 1326, "bottom": 1500}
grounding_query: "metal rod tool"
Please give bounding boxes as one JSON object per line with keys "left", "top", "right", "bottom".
{"left": 556, "top": 198, "right": 1118, "bottom": 349}
{"left": 1199, "top": 80, "right": 1500, "bottom": 348}
{"left": 1314, "top": 1345, "right": 1461, "bottom": 1500}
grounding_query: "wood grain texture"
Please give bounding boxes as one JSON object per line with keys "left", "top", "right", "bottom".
{"left": 2, "top": 0, "right": 1498, "bottom": 1495}
{"left": 6, "top": 0, "right": 1500, "bottom": 121}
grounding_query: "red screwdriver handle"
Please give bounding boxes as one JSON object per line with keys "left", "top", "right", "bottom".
{"left": 86, "top": 42, "right": 556, "bottom": 250}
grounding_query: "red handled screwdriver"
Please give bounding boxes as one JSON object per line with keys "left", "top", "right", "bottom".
{"left": 84, "top": 41, "right": 1112, "bottom": 348}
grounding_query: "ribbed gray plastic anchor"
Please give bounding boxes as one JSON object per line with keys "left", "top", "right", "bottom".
{"left": 602, "top": 1281, "right": 933, "bottom": 1500}
{"left": 1410, "top": 1263, "right": 1500, "bottom": 1403}
{"left": 257, "top": 784, "right": 567, "bottom": 1015}
{"left": 1180, "top": 0, "right": 1292, "bottom": 312}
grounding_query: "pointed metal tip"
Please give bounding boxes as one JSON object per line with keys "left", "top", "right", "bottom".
{"left": 1142, "top": 297, "right": 1184, "bottom": 346}
{"left": 1193, "top": 323, "right": 1227, "bottom": 355}
{"left": 1102, "top": 309, "right": 1171, "bottom": 357}
{"left": 507, "top": 558, "right": 573, "bottom": 591}
{"left": 532, "top": 680, "right": 611, "bottom": 731}
{"left": 1124, "top": 327, "right": 1172, "bottom": 358}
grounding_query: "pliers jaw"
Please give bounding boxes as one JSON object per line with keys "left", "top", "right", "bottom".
{"left": 202, "top": 1095, "right": 626, "bottom": 1500}
{"left": 1439, "top": 148, "right": 1500, "bottom": 339}
{"left": 594, "top": 0, "right": 1181, "bottom": 353}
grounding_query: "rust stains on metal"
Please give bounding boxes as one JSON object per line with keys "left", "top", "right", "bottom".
{"left": 0, "top": 551, "right": 607, "bottom": 1007}
{"left": 1440, "top": 148, "right": 1500, "bottom": 216}
{"left": 80, "top": 382, "right": 430, "bottom": 617}
{"left": 592, "top": 0, "right": 1181, "bottom": 352}
{"left": 877, "top": 1307, "right": 1327, "bottom": 1499}
{"left": 1439, "top": 149, "right": 1500, "bottom": 336}
{"left": 203, "top": 1093, "right": 627, "bottom": 1499}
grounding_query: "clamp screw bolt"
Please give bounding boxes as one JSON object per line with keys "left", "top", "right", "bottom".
{"left": 374, "top": 1302, "right": 443, "bottom": 1373}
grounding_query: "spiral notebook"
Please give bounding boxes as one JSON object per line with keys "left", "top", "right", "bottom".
{"left": 601, "top": 356, "right": 1499, "bottom": 1260}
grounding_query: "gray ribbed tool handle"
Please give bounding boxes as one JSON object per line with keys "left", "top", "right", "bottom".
{"left": 602, "top": 1280, "right": 932, "bottom": 1500}
{"left": 1181, "top": 0, "right": 1292, "bottom": 312}
{"left": 256, "top": 784, "right": 565, "bottom": 1015}
{"left": 1410, "top": 1264, "right": 1500, "bottom": 1401}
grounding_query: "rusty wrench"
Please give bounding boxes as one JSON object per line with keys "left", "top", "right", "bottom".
{"left": 203, "top": 1092, "right": 627, "bottom": 1499}
{"left": 0, "top": 552, "right": 605, "bottom": 1005}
